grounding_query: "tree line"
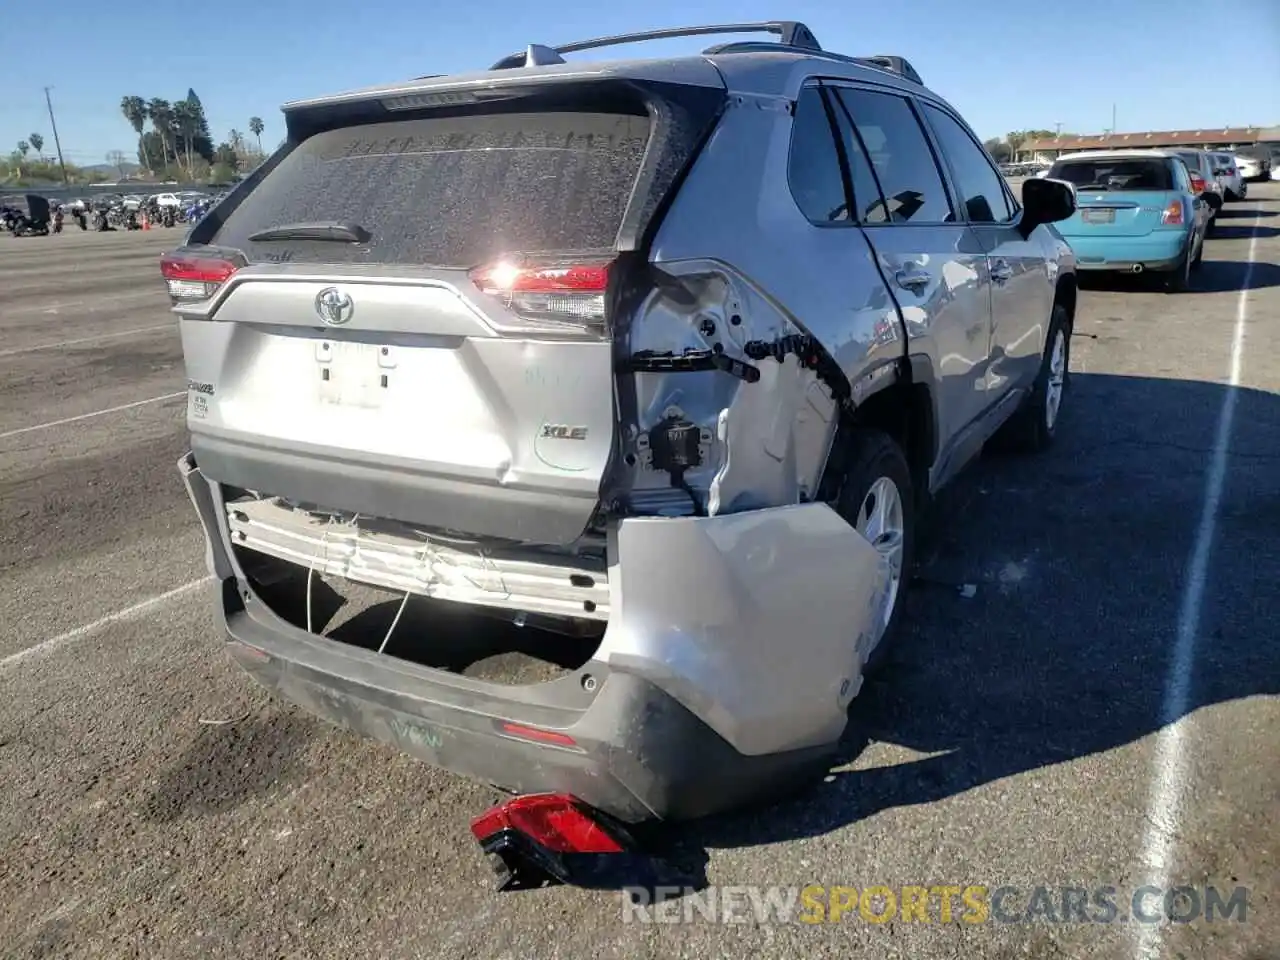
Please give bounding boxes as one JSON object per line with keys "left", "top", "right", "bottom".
{"left": 983, "top": 129, "right": 1070, "bottom": 163}
{"left": 120, "top": 91, "right": 267, "bottom": 182}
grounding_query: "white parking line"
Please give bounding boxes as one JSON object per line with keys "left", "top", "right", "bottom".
{"left": 0, "top": 578, "right": 209, "bottom": 673}
{"left": 0, "top": 391, "right": 185, "bottom": 441}
{"left": 1133, "top": 213, "right": 1260, "bottom": 958}
{"left": 0, "top": 324, "right": 173, "bottom": 359}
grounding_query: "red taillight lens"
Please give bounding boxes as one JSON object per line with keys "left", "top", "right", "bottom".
{"left": 470, "top": 794, "right": 623, "bottom": 854}
{"left": 160, "top": 253, "right": 239, "bottom": 303}
{"left": 469, "top": 259, "right": 611, "bottom": 328}
{"left": 1189, "top": 174, "right": 1205, "bottom": 194}
{"left": 1161, "top": 200, "right": 1185, "bottom": 225}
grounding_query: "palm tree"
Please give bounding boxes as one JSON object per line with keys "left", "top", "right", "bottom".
{"left": 1006, "top": 130, "right": 1027, "bottom": 163}
{"left": 173, "top": 100, "right": 197, "bottom": 174}
{"left": 15, "top": 140, "right": 28, "bottom": 177}
{"left": 148, "top": 98, "right": 173, "bottom": 170}
{"left": 249, "top": 116, "right": 264, "bottom": 154}
{"left": 120, "top": 95, "right": 150, "bottom": 171}
{"left": 29, "top": 133, "right": 44, "bottom": 160}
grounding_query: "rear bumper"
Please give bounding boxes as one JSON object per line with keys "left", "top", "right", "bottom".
{"left": 179, "top": 453, "right": 890, "bottom": 822}
{"left": 1066, "top": 232, "right": 1190, "bottom": 272}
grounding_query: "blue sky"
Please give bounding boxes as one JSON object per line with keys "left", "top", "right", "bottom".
{"left": 2, "top": 0, "right": 1277, "bottom": 164}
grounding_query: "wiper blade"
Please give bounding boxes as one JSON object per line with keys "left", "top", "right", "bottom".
{"left": 247, "top": 221, "right": 371, "bottom": 243}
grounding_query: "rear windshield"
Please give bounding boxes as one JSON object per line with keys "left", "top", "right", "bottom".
{"left": 1048, "top": 158, "right": 1174, "bottom": 191}
{"left": 212, "top": 110, "right": 652, "bottom": 268}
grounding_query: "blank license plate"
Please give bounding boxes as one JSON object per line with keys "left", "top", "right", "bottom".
{"left": 1082, "top": 208, "right": 1115, "bottom": 224}
{"left": 316, "top": 340, "right": 390, "bottom": 409}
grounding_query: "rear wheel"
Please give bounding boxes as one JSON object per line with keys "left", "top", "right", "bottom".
{"left": 831, "top": 429, "right": 915, "bottom": 675}
{"left": 1163, "top": 244, "right": 1192, "bottom": 292}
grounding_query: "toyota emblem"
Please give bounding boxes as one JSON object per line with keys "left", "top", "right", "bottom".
{"left": 315, "top": 287, "right": 354, "bottom": 326}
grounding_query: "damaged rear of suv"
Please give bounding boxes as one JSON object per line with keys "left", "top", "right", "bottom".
{"left": 171, "top": 21, "right": 1076, "bottom": 823}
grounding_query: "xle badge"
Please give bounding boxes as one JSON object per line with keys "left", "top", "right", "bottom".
{"left": 539, "top": 424, "right": 589, "bottom": 441}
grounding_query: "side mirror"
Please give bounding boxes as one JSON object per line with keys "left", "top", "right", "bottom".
{"left": 1019, "top": 177, "right": 1075, "bottom": 238}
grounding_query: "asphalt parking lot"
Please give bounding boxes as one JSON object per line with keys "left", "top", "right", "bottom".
{"left": 1, "top": 189, "right": 1277, "bottom": 960}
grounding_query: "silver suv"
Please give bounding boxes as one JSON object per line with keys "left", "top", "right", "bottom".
{"left": 169, "top": 21, "right": 1077, "bottom": 823}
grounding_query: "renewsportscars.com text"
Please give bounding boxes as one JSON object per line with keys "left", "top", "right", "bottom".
{"left": 621, "top": 884, "right": 1250, "bottom": 925}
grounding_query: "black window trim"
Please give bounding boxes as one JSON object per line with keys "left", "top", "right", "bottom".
{"left": 916, "top": 98, "right": 1021, "bottom": 228}
{"left": 814, "top": 78, "right": 959, "bottom": 228}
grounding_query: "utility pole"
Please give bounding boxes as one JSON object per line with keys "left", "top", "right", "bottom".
{"left": 43, "top": 86, "right": 69, "bottom": 186}
{"left": 1111, "top": 103, "right": 1117, "bottom": 135}
{"left": 1055, "top": 121, "right": 1063, "bottom": 136}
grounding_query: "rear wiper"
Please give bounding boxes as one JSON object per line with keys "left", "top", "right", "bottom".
{"left": 247, "top": 221, "right": 371, "bottom": 243}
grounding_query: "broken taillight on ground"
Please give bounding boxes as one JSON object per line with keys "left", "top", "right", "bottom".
{"left": 471, "top": 792, "right": 699, "bottom": 892}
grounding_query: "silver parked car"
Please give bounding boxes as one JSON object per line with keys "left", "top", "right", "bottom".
{"left": 1175, "top": 150, "right": 1224, "bottom": 235}
{"left": 1209, "top": 151, "right": 1247, "bottom": 202}
{"left": 167, "top": 20, "right": 1077, "bottom": 823}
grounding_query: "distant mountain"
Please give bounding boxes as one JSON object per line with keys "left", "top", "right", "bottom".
{"left": 83, "top": 161, "right": 141, "bottom": 174}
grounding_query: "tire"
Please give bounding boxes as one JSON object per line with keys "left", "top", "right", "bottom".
{"left": 1192, "top": 231, "right": 1204, "bottom": 269}
{"left": 997, "top": 303, "right": 1070, "bottom": 453}
{"left": 830, "top": 428, "right": 915, "bottom": 676}
{"left": 1163, "top": 245, "right": 1192, "bottom": 293}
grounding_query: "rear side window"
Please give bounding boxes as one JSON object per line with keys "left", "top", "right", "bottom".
{"left": 788, "top": 87, "right": 852, "bottom": 224}
{"left": 1047, "top": 158, "right": 1174, "bottom": 191}
{"left": 920, "top": 104, "right": 1012, "bottom": 223}
{"left": 831, "top": 89, "right": 952, "bottom": 224}
{"left": 212, "top": 110, "right": 652, "bottom": 268}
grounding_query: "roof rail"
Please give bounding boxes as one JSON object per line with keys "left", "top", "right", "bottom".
{"left": 490, "top": 20, "right": 821, "bottom": 70}
{"left": 856, "top": 55, "right": 924, "bottom": 85}
{"left": 701, "top": 41, "right": 925, "bottom": 85}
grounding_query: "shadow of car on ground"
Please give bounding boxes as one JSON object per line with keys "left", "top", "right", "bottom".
{"left": 681, "top": 371, "right": 1279, "bottom": 854}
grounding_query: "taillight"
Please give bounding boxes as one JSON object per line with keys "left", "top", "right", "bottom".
{"left": 1161, "top": 200, "right": 1185, "bottom": 225}
{"left": 1189, "top": 174, "right": 1205, "bottom": 194}
{"left": 160, "top": 252, "right": 239, "bottom": 303}
{"left": 470, "top": 794, "right": 623, "bottom": 854}
{"left": 469, "top": 259, "right": 611, "bottom": 328}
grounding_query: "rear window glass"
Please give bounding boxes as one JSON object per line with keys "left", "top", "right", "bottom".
{"left": 1047, "top": 158, "right": 1173, "bottom": 191}
{"left": 213, "top": 111, "right": 652, "bottom": 268}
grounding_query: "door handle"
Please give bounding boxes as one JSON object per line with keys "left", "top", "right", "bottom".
{"left": 990, "top": 259, "right": 1013, "bottom": 284}
{"left": 893, "top": 268, "right": 931, "bottom": 293}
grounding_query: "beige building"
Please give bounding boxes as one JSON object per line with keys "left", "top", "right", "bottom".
{"left": 1021, "top": 126, "right": 1280, "bottom": 164}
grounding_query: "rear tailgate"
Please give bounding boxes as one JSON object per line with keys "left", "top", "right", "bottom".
{"left": 173, "top": 74, "right": 726, "bottom": 546}
{"left": 1049, "top": 156, "right": 1181, "bottom": 238}
{"left": 1059, "top": 190, "right": 1181, "bottom": 238}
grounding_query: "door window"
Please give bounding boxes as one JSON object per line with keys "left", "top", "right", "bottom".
{"left": 922, "top": 104, "right": 1013, "bottom": 224}
{"left": 831, "top": 88, "right": 953, "bottom": 224}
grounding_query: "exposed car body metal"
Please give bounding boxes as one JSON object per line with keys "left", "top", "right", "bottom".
{"left": 170, "top": 21, "right": 1076, "bottom": 821}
